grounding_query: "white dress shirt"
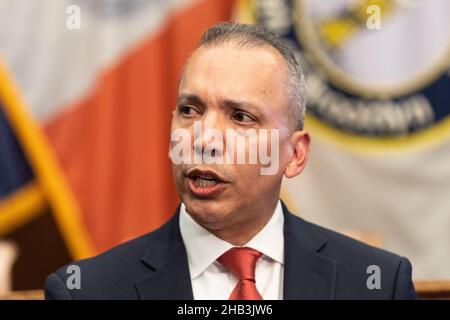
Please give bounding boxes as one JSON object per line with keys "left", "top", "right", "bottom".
{"left": 179, "top": 201, "right": 284, "bottom": 300}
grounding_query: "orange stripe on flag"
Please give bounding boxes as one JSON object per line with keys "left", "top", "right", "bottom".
{"left": 44, "top": 0, "right": 236, "bottom": 253}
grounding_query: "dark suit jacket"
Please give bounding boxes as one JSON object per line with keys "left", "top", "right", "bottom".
{"left": 45, "top": 202, "right": 416, "bottom": 299}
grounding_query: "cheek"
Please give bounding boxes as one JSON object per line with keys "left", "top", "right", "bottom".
{"left": 170, "top": 115, "right": 178, "bottom": 130}
{"left": 232, "top": 164, "right": 270, "bottom": 192}
{"left": 171, "top": 165, "right": 184, "bottom": 187}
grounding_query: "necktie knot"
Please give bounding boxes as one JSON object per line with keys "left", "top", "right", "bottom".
{"left": 218, "top": 247, "right": 262, "bottom": 281}
{"left": 217, "top": 247, "right": 263, "bottom": 299}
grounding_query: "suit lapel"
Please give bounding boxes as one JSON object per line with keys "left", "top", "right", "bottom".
{"left": 134, "top": 208, "right": 194, "bottom": 300}
{"left": 282, "top": 202, "right": 337, "bottom": 299}
{"left": 133, "top": 202, "right": 336, "bottom": 300}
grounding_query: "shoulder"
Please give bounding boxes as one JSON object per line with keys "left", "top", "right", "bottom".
{"left": 45, "top": 229, "right": 158, "bottom": 300}
{"left": 307, "top": 219, "right": 400, "bottom": 262}
{"left": 297, "top": 216, "right": 416, "bottom": 299}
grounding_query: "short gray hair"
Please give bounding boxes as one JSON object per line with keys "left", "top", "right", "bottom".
{"left": 199, "top": 22, "right": 306, "bottom": 131}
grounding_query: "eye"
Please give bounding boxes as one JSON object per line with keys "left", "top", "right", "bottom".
{"left": 178, "top": 105, "right": 198, "bottom": 117}
{"left": 231, "top": 111, "right": 255, "bottom": 124}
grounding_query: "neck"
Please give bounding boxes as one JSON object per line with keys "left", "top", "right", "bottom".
{"left": 205, "top": 198, "right": 279, "bottom": 246}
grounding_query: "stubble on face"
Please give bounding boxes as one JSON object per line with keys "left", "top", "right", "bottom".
{"left": 171, "top": 42, "right": 293, "bottom": 245}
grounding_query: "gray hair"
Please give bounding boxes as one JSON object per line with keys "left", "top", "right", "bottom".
{"left": 199, "top": 22, "right": 306, "bottom": 132}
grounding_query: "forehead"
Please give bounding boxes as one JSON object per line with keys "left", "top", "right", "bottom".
{"left": 179, "top": 43, "right": 289, "bottom": 108}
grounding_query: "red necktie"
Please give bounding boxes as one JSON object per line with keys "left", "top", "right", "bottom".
{"left": 217, "top": 247, "right": 263, "bottom": 300}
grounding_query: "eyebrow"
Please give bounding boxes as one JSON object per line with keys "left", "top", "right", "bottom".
{"left": 222, "top": 98, "right": 260, "bottom": 115}
{"left": 177, "top": 93, "right": 206, "bottom": 108}
{"left": 177, "top": 93, "right": 262, "bottom": 116}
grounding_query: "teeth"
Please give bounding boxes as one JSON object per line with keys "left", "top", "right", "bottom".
{"left": 195, "top": 177, "right": 217, "bottom": 188}
{"left": 198, "top": 174, "right": 215, "bottom": 180}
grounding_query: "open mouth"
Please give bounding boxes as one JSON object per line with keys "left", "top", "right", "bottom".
{"left": 187, "top": 169, "right": 225, "bottom": 184}
{"left": 193, "top": 174, "right": 219, "bottom": 187}
{"left": 185, "top": 168, "right": 228, "bottom": 197}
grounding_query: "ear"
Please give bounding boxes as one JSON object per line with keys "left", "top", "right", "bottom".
{"left": 284, "top": 131, "right": 311, "bottom": 178}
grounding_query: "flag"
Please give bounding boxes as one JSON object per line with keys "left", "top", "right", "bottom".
{"left": 240, "top": 0, "right": 450, "bottom": 279}
{"left": 0, "top": 0, "right": 236, "bottom": 283}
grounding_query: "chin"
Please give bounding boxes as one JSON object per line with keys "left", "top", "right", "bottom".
{"left": 183, "top": 196, "right": 236, "bottom": 226}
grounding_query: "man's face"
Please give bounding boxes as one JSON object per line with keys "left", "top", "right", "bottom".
{"left": 170, "top": 42, "right": 297, "bottom": 231}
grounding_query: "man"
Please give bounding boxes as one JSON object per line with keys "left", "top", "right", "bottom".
{"left": 45, "top": 22, "right": 416, "bottom": 300}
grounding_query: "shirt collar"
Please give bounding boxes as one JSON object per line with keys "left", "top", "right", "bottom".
{"left": 179, "top": 201, "right": 284, "bottom": 279}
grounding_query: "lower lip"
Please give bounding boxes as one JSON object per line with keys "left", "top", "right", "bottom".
{"left": 187, "top": 177, "right": 227, "bottom": 198}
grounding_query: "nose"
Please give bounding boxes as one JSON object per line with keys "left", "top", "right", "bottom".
{"left": 193, "top": 111, "right": 225, "bottom": 159}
